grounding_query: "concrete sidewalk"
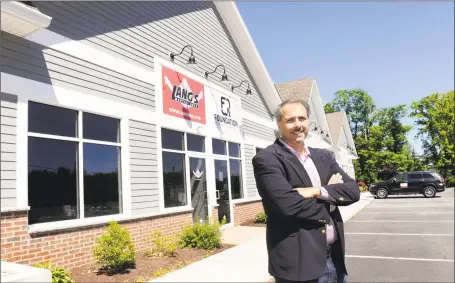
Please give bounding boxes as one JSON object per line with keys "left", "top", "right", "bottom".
{"left": 149, "top": 192, "right": 374, "bottom": 282}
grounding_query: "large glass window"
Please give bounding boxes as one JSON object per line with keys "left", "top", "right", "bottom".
{"left": 213, "top": 140, "right": 244, "bottom": 200}
{"left": 162, "top": 152, "right": 186, "bottom": 208}
{"left": 161, "top": 128, "right": 206, "bottom": 209}
{"left": 27, "top": 102, "right": 122, "bottom": 225}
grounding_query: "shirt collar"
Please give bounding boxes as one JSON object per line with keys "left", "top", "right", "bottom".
{"left": 280, "top": 138, "right": 311, "bottom": 160}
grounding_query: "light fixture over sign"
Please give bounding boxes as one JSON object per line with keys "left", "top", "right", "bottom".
{"left": 231, "top": 80, "right": 252, "bottom": 95}
{"left": 205, "top": 64, "right": 229, "bottom": 81}
{"left": 169, "top": 44, "right": 197, "bottom": 65}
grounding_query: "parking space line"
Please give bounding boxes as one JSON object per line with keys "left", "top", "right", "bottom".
{"left": 360, "top": 212, "right": 452, "bottom": 214}
{"left": 369, "top": 205, "right": 454, "bottom": 208}
{"left": 349, "top": 220, "right": 454, "bottom": 223}
{"left": 346, "top": 255, "right": 454, "bottom": 263}
{"left": 346, "top": 232, "right": 453, "bottom": 236}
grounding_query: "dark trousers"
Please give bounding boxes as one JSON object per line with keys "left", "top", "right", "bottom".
{"left": 274, "top": 256, "right": 347, "bottom": 283}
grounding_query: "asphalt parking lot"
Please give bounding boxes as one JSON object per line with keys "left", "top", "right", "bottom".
{"left": 345, "top": 189, "right": 454, "bottom": 282}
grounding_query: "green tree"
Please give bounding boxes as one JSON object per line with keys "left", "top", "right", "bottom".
{"left": 326, "top": 89, "right": 415, "bottom": 184}
{"left": 410, "top": 90, "right": 455, "bottom": 185}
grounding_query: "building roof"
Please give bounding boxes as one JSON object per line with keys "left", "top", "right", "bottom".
{"left": 274, "top": 77, "right": 314, "bottom": 102}
{"left": 215, "top": 2, "right": 282, "bottom": 116}
{"left": 325, "top": 112, "right": 346, "bottom": 147}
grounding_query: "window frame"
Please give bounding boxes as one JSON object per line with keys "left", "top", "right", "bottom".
{"left": 26, "top": 100, "right": 124, "bottom": 224}
{"left": 160, "top": 127, "right": 207, "bottom": 211}
{"left": 212, "top": 138, "right": 245, "bottom": 201}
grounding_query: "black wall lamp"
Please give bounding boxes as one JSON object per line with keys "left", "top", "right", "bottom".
{"left": 319, "top": 129, "right": 330, "bottom": 139}
{"left": 309, "top": 122, "right": 320, "bottom": 132}
{"left": 205, "top": 64, "right": 228, "bottom": 81}
{"left": 231, "top": 80, "right": 252, "bottom": 95}
{"left": 170, "top": 44, "right": 196, "bottom": 64}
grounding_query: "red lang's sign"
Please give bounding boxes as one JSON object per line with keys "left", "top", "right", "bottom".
{"left": 162, "top": 66, "right": 206, "bottom": 124}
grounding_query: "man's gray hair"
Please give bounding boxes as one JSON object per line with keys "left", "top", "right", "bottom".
{"left": 274, "top": 99, "right": 311, "bottom": 122}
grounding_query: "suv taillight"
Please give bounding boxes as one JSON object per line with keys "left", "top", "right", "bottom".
{"left": 440, "top": 177, "right": 445, "bottom": 183}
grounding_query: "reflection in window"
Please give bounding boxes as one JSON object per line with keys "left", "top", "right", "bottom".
{"left": 28, "top": 137, "right": 78, "bottom": 224}
{"left": 28, "top": 101, "right": 78, "bottom": 137}
{"left": 228, "top": 142, "right": 240, "bottom": 158}
{"left": 212, "top": 139, "right": 226, "bottom": 155}
{"left": 395, "top": 174, "right": 407, "bottom": 181}
{"left": 162, "top": 152, "right": 187, "bottom": 208}
{"left": 27, "top": 102, "right": 123, "bottom": 224}
{"left": 215, "top": 159, "right": 230, "bottom": 223}
{"left": 83, "top": 144, "right": 121, "bottom": 218}
{"left": 83, "top": 113, "right": 120, "bottom": 142}
{"left": 230, "top": 159, "right": 243, "bottom": 199}
{"left": 187, "top": 134, "right": 205, "bottom": 152}
{"left": 162, "top": 128, "right": 184, "bottom": 150}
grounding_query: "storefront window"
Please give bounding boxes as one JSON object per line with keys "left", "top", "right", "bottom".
{"left": 28, "top": 102, "right": 122, "bottom": 225}
{"left": 213, "top": 139, "right": 244, "bottom": 200}
{"left": 162, "top": 151, "right": 186, "bottom": 208}
{"left": 161, "top": 128, "right": 184, "bottom": 151}
{"left": 161, "top": 129, "right": 206, "bottom": 209}
{"left": 212, "top": 139, "right": 226, "bottom": 155}
{"left": 187, "top": 133, "right": 205, "bottom": 152}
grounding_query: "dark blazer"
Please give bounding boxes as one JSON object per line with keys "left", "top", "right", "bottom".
{"left": 252, "top": 139, "right": 360, "bottom": 282}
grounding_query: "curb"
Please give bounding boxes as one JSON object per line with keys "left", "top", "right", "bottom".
{"left": 340, "top": 196, "right": 374, "bottom": 223}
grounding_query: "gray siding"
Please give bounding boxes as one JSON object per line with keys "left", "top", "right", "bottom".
{"left": 1, "top": 93, "right": 17, "bottom": 208}
{"left": 244, "top": 144, "right": 258, "bottom": 199}
{"left": 1, "top": 32, "right": 155, "bottom": 110}
{"left": 129, "top": 120, "right": 159, "bottom": 216}
{"left": 31, "top": 1, "right": 271, "bottom": 119}
{"left": 242, "top": 119, "right": 277, "bottom": 142}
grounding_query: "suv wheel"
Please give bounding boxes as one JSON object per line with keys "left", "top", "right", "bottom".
{"left": 376, "top": 188, "right": 388, "bottom": 199}
{"left": 423, "top": 186, "right": 436, "bottom": 198}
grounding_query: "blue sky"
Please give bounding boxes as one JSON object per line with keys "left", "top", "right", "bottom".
{"left": 237, "top": 1, "right": 454, "bottom": 154}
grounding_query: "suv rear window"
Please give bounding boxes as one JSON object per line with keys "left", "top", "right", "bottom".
{"left": 408, "top": 173, "right": 422, "bottom": 179}
{"left": 422, "top": 173, "right": 434, "bottom": 178}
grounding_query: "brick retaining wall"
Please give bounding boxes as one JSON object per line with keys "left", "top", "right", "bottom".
{"left": 0, "top": 210, "right": 192, "bottom": 270}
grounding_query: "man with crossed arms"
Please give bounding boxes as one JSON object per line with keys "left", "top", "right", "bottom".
{"left": 253, "top": 99, "right": 360, "bottom": 283}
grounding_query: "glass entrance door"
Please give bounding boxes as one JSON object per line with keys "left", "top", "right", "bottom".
{"left": 214, "top": 159, "right": 231, "bottom": 224}
{"left": 189, "top": 157, "right": 208, "bottom": 223}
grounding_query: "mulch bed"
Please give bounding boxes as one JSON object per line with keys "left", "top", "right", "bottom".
{"left": 240, "top": 219, "right": 266, "bottom": 227}
{"left": 70, "top": 244, "right": 235, "bottom": 282}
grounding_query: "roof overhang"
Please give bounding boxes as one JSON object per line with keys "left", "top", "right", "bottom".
{"left": 1, "top": 1, "right": 52, "bottom": 38}
{"left": 214, "top": 1, "right": 282, "bottom": 117}
{"left": 341, "top": 113, "right": 358, "bottom": 159}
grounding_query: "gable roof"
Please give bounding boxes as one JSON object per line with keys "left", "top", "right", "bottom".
{"left": 274, "top": 77, "right": 314, "bottom": 102}
{"left": 325, "top": 112, "right": 346, "bottom": 147}
{"left": 214, "top": 1, "right": 282, "bottom": 116}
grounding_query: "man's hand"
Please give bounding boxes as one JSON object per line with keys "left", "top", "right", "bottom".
{"left": 328, "top": 173, "right": 343, "bottom": 184}
{"left": 295, "top": 187, "right": 321, "bottom": 199}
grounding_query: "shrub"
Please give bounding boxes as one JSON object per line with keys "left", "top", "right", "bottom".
{"left": 34, "top": 262, "right": 74, "bottom": 283}
{"left": 359, "top": 186, "right": 368, "bottom": 192}
{"left": 179, "top": 217, "right": 226, "bottom": 250}
{"left": 146, "top": 231, "right": 178, "bottom": 257}
{"left": 92, "top": 220, "right": 136, "bottom": 272}
{"left": 152, "top": 266, "right": 174, "bottom": 278}
{"left": 254, "top": 211, "right": 267, "bottom": 224}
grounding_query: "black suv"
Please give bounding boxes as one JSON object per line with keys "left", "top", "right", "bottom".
{"left": 368, "top": 171, "right": 446, "bottom": 199}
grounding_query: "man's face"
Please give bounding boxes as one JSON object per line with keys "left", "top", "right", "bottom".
{"left": 277, "top": 102, "right": 309, "bottom": 144}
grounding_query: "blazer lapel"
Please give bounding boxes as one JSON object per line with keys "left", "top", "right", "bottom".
{"left": 274, "top": 139, "right": 313, "bottom": 187}
{"left": 308, "top": 148, "right": 330, "bottom": 185}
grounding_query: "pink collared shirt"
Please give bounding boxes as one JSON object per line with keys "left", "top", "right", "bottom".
{"left": 280, "top": 139, "right": 337, "bottom": 245}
